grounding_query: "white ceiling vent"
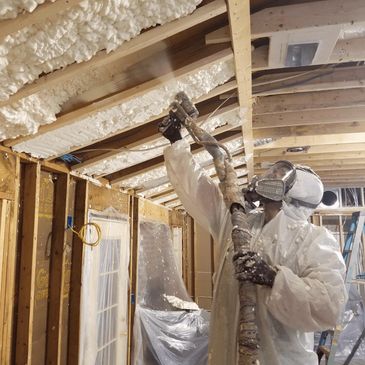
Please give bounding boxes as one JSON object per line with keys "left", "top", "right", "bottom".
{"left": 268, "top": 27, "right": 340, "bottom": 68}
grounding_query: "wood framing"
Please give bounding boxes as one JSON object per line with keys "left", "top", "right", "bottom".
{"left": 1, "top": 0, "right": 228, "bottom": 108}
{"left": 67, "top": 180, "right": 88, "bottom": 365}
{"left": 254, "top": 89, "right": 365, "bottom": 115}
{"left": 0, "top": 155, "right": 19, "bottom": 365}
{"left": 71, "top": 95, "right": 239, "bottom": 172}
{"left": 46, "top": 173, "right": 70, "bottom": 365}
{"left": 0, "top": 0, "right": 83, "bottom": 42}
{"left": 227, "top": 0, "right": 253, "bottom": 178}
{"left": 254, "top": 107, "right": 365, "bottom": 129}
{"left": 15, "top": 163, "right": 41, "bottom": 365}
{"left": 6, "top": 48, "right": 233, "bottom": 150}
{"left": 253, "top": 66, "right": 365, "bottom": 96}
{"left": 127, "top": 195, "right": 139, "bottom": 365}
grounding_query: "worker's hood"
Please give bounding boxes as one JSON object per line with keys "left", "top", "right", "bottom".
{"left": 282, "top": 168, "right": 323, "bottom": 221}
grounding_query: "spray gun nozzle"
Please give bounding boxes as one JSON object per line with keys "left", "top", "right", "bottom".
{"left": 174, "top": 92, "right": 199, "bottom": 119}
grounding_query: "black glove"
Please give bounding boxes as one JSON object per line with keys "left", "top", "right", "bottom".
{"left": 233, "top": 251, "right": 277, "bottom": 287}
{"left": 158, "top": 111, "right": 182, "bottom": 144}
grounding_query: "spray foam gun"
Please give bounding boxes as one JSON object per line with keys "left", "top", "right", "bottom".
{"left": 166, "top": 92, "right": 260, "bottom": 365}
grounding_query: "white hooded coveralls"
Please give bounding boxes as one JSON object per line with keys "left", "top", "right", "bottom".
{"left": 164, "top": 140, "right": 347, "bottom": 365}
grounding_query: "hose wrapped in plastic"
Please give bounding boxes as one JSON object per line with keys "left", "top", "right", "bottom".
{"left": 171, "top": 92, "right": 260, "bottom": 365}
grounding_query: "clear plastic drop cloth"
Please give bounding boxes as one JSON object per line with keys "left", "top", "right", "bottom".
{"left": 79, "top": 208, "right": 130, "bottom": 365}
{"left": 333, "top": 285, "right": 365, "bottom": 365}
{"left": 317, "top": 285, "right": 365, "bottom": 365}
{"left": 132, "top": 220, "right": 209, "bottom": 365}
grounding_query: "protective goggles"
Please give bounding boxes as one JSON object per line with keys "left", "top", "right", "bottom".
{"left": 252, "top": 160, "right": 296, "bottom": 202}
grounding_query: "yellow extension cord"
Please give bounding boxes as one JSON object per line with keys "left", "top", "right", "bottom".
{"left": 70, "top": 222, "right": 102, "bottom": 247}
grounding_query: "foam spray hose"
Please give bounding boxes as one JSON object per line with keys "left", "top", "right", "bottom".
{"left": 172, "top": 92, "right": 260, "bottom": 365}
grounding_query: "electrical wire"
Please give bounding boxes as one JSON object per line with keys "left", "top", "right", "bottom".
{"left": 252, "top": 63, "right": 338, "bottom": 88}
{"left": 69, "top": 222, "right": 102, "bottom": 247}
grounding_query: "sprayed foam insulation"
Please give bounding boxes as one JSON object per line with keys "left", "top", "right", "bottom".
{"left": 12, "top": 59, "right": 235, "bottom": 157}
{"left": 0, "top": 0, "right": 203, "bottom": 141}
{"left": 0, "top": 67, "right": 119, "bottom": 140}
{"left": 76, "top": 107, "right": 241, "bottom": 176}
{"left": 141, "top": 183, "right": 172, "bottom": 198}
{"left": 0, "top": 0, "right": 53, "bottom": 20}
{"left": 154, "top": 193, "right": 178, "bottom": 204}
{"left": 119, "top": 137, "right": 244, "bottom": 190}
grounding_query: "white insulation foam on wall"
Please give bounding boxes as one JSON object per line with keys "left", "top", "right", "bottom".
{"left": 0, "top": 0, "right": 202, "bottom": 140}
{"left": 120, "top": 137, "right": 243, "bottom": 190}
{"left": 77, "top": 107, "right": 241, "bottom": 176}
{"left": 0, "top": 0, "right": 52, "bottom": 20}
{"left": 13, "top": 59, "right": 235, "bottom": 158}
{"left": 0, "top": 0, "right": 202, "bottom": 100}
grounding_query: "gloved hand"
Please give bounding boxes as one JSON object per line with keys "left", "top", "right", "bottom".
{"left": 233, "top": 251, "right": 277, "bottom": 287}
{"left": 158, "top": 111, "right": 182, "bottom": 144}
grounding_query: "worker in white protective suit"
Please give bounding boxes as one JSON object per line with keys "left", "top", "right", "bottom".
{"left": 160, "top": 121, "right": 347, "bottom": 365}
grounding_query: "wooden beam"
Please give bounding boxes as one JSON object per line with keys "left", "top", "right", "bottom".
{"left": 0, "top": 156, "right": 19, "bottom": 365}
{"left": 251, "top": 0, "right": 365, "bottom": 39}
{"left": 255, "top": 143, "right": 365, "bottom": 158}
{"left": 256, "top": 151, "right": 365, "bottom": 164}
{"left": 254, "top": 107, "right": 365, "bottom": 129}
{"left": 72, "top": 102, "right": 239, "bottom": 172}
{"left": 256, "top": 160, "right": 365, "bottom": 172}
{"left": 107, "top": 132, "right": 242, "bottom": 185}
{"left": 208, "top": 1, "right": 365, "bottom": 41}
{"left": 67, "top": 180, "right": 88, "bottom": 365}
{"left": 6, "top": 48, "right": 233, "bottom": 150}
{"left": 15, "top": 163, "right": 40, "bottom": 365}
{"left": 1, "top": 0, "right": 227, "bottom": 108}
{"left": 254, "top": 89, "right": 365, "bottom": 115}
{"left": 127, "top": 195, "right": 139, "bottom": 365}
{"left": 252, "top": 66, "right": 365, "bottom": 96}
{"left": 0, "top": 0, "right": 83, "bottom": 42}
{"left": 227, "top": 0, "right": 253, "bottom": 178}
{"left": 254, "top": 132, "right": 365, "bottom": 150}
{"left": 46, "top": 174, "right": 70, "bottom": 365}
{"left": 0, "top": 199, "right": 10, "bottom": 362}
{"left": 254, "top": 122, "right": 365, "bottom": 140}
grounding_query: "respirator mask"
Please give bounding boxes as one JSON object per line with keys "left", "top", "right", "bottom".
{"left": 243, "top": 160, "right": 321, "bottom": 209}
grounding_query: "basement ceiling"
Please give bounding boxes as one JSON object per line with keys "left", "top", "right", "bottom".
{"left": 1, "top": 0, "right": 365, "bottom": 209}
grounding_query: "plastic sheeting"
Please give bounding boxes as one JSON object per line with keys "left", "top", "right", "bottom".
{"left": 334, "top": 285, "right": 365, "bottom": 364}
{"left": 79, "top": 208, "right": 130, "bottom": 365}
{"left": 133, "top": 220, "right": 209, "bottom": 365}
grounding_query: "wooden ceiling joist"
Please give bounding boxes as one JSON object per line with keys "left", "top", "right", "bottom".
{"left": 227, "top": 0, "right": 253, "bottom": 178}
{"left": 253, "top": 65, "right": 365, "bottom": 96}
{"left": 255, "top": 143, "right": 365, "bottom": 159}
{"left": 5, "top": 47, "right": 233, "bottom": 151}
{"left": 254, "top": 132, "right": 365, "bottom": 150}
{"left": 207, "top": 0, "right": 365, "bottom": 42}
{"left": 256, "top": 151, "right": 365, "bottom": 164}
{"left": 1, "top": 0, "right": 228, "bottom": 108}
{"left": 106, "top": 131, "right": 242, "bottom": 185}
{"left": 254, "top": 107, "right": 365, "bottom": 129}
{"left": 254, "top": 122, "right": 365, "bottom": 141}
{"left": 0, "top": 0, "right": 84, "bottom": 42}
{"left": 71, "top": 96, "right": 239, "bottom": 172}
{"left": 254, "top": 88, "right": 365, "bottom": 115}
